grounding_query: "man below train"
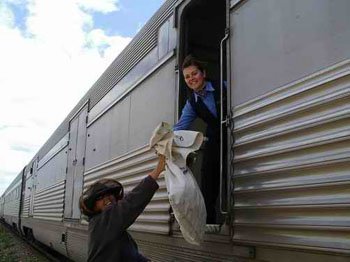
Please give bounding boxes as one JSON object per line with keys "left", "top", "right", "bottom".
{"left": 79, "top": 155, "right": 165, "bottom": 262}
{"left": 173, "top": 55, "right": 224, "bottom": 224}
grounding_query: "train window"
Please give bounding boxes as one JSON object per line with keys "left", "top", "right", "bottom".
{"left": 178, "top": 0, "right": 227, "bottom": 225}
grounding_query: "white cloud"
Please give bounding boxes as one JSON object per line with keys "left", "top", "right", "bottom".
{"left": 0, "top": 0, "right": 131, "bottom": 195}
{"left": 0, "top": 2, "right": 15, "bottom": 28}
{"left": 78, "top": 0, "right": 120, "bottom": 13}
{"left": 86, "top": 28, "right": 131, "bottom": 57}
{"left": 0, "top": 170, "right": 18, "bottom": 196}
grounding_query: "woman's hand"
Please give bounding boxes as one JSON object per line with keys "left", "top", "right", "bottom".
{"left": 149, "top": 154, "right": 166, "bottom": 180}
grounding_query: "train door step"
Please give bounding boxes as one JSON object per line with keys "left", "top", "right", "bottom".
{"left": 205, "top": 224, "right": 230, "bottom": 235}
{"left": 205, "top": 224, "right": 221, "bottom": 234}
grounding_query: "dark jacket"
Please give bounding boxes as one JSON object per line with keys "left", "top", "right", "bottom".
{"left": 87, "top": 176, "right": 159, "bottom": 262}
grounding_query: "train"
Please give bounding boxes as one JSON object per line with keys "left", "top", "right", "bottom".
{"left": 1, "top": 0, "right": 350, "bottom": 261}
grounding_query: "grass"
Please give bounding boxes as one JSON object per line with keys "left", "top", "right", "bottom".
{"left": 0, "top": 225, "right": 16, "bottom": 261}
{"left": 0, "top": 224, "right": 49, "bottom": 262}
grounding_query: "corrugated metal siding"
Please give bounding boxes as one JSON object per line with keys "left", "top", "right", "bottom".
{"left": 36, "top": 0, "right": 178, "bottom": 162}
{"left": 132, "top": 231, "right": 249, "bottom": 262}
{"left": 3, "top": 181, "right": 21, "bottom": 220}
{"left": 232, "top": 60, "right": 350, "bottom": 253}
{"left": 4, "top": 198, "right": 20, "bottom": 217}
{"left": 22, "top": 196, "right": 30, "bottom": 218}
{"left": 139, "top": 240, "right": 235, "bottom": 262}
{"left": 33, "top": 181, "right": 65, "bottom": 222}
{"left": 83, "top": 145, "right": 171, "bottom": 235}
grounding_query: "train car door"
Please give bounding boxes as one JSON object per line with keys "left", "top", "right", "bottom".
{"left": 28, "top": 160, "right": 37, "bottom": 217}
{"left": 176, "top": 0, "right": 229, "bottom": 228}
{"left": 27, "top": 170, "right": 34, "bottom": 217}
{"left": 64, "top": 104, "right": 88, "bottom": 219}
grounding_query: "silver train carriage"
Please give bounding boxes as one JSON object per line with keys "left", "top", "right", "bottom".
{"left": 0, "top": 170, "right": 25, "bottom": 230}
{"left": 1, "top": 0, "right": 350, "bottom": 261}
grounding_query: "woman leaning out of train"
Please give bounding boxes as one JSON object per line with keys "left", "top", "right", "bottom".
{"left": 80, "top": 154, "right": 166, "bottom": 262}
{"left": 173, "top": 55, "right": 224, "bottom": 224}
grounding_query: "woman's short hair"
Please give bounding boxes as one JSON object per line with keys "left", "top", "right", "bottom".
{"left": 181, "top": 54, "right": 206, "bottom": 72}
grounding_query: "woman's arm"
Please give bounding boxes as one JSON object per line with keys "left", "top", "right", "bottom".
{"left": 112, "top": 155, "right": 165, "bottom": 230}
{"left": 173, "top": 100, "right": 197, "bottom": 131}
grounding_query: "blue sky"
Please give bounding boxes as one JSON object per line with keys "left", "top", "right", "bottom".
{"left": 7, "top": 0, "right": 165, "bottom": 37}
{"left": 94, "top": 1, "right": 166, "bottom": 37}
{"left": 0, "top": 0, "right": 165, "bottom": 195}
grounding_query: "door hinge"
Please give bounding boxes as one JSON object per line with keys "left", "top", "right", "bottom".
{"left": 82, "top": 157, "right": 85, "bottom": 166}
{"left": 222, "top": 108, "right": 233, "bottom": 128}
{"left": 85, "top": 115, "right": 88, "bottom": 124}
{"left": 222, "top": 115, "right": 231, "bottom": 127}
{"left": 65, "top": 167, "right": 68, "bottom": 174}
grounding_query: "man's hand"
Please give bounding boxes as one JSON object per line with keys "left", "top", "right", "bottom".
{"left": 149, "top": 154, "right": 166, "bottom": 180}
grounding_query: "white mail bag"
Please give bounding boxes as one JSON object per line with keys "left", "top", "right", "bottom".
{"left": 150, "top": 122, "right": 206, "bottom": 245}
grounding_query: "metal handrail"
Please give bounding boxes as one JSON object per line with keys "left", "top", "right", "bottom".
{"left": 220, "top": 28, "right": 230, "bottom": 215}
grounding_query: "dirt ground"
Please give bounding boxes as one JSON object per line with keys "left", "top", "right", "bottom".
{"left": 0, "top": 223, "right": 50, "bottom": 262}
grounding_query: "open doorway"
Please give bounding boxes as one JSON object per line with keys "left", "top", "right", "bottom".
{"left": 178, "top": 0, "right": 227, "bottom": 225}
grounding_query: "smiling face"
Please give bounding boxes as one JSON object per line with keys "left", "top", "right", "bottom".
{"left": 183, "top": 65, "right": 206, "bottom": 92}
{"left": 93, "top": 194, "right": 116, "bottom": 213}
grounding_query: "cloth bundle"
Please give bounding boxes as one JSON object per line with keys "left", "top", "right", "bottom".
{"left": 149, "top": 122, "right": 206, "bottom": 245}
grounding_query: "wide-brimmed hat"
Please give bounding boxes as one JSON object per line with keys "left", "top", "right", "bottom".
{"left": 79, "top": 179, "right": 124, "bottom": 217}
